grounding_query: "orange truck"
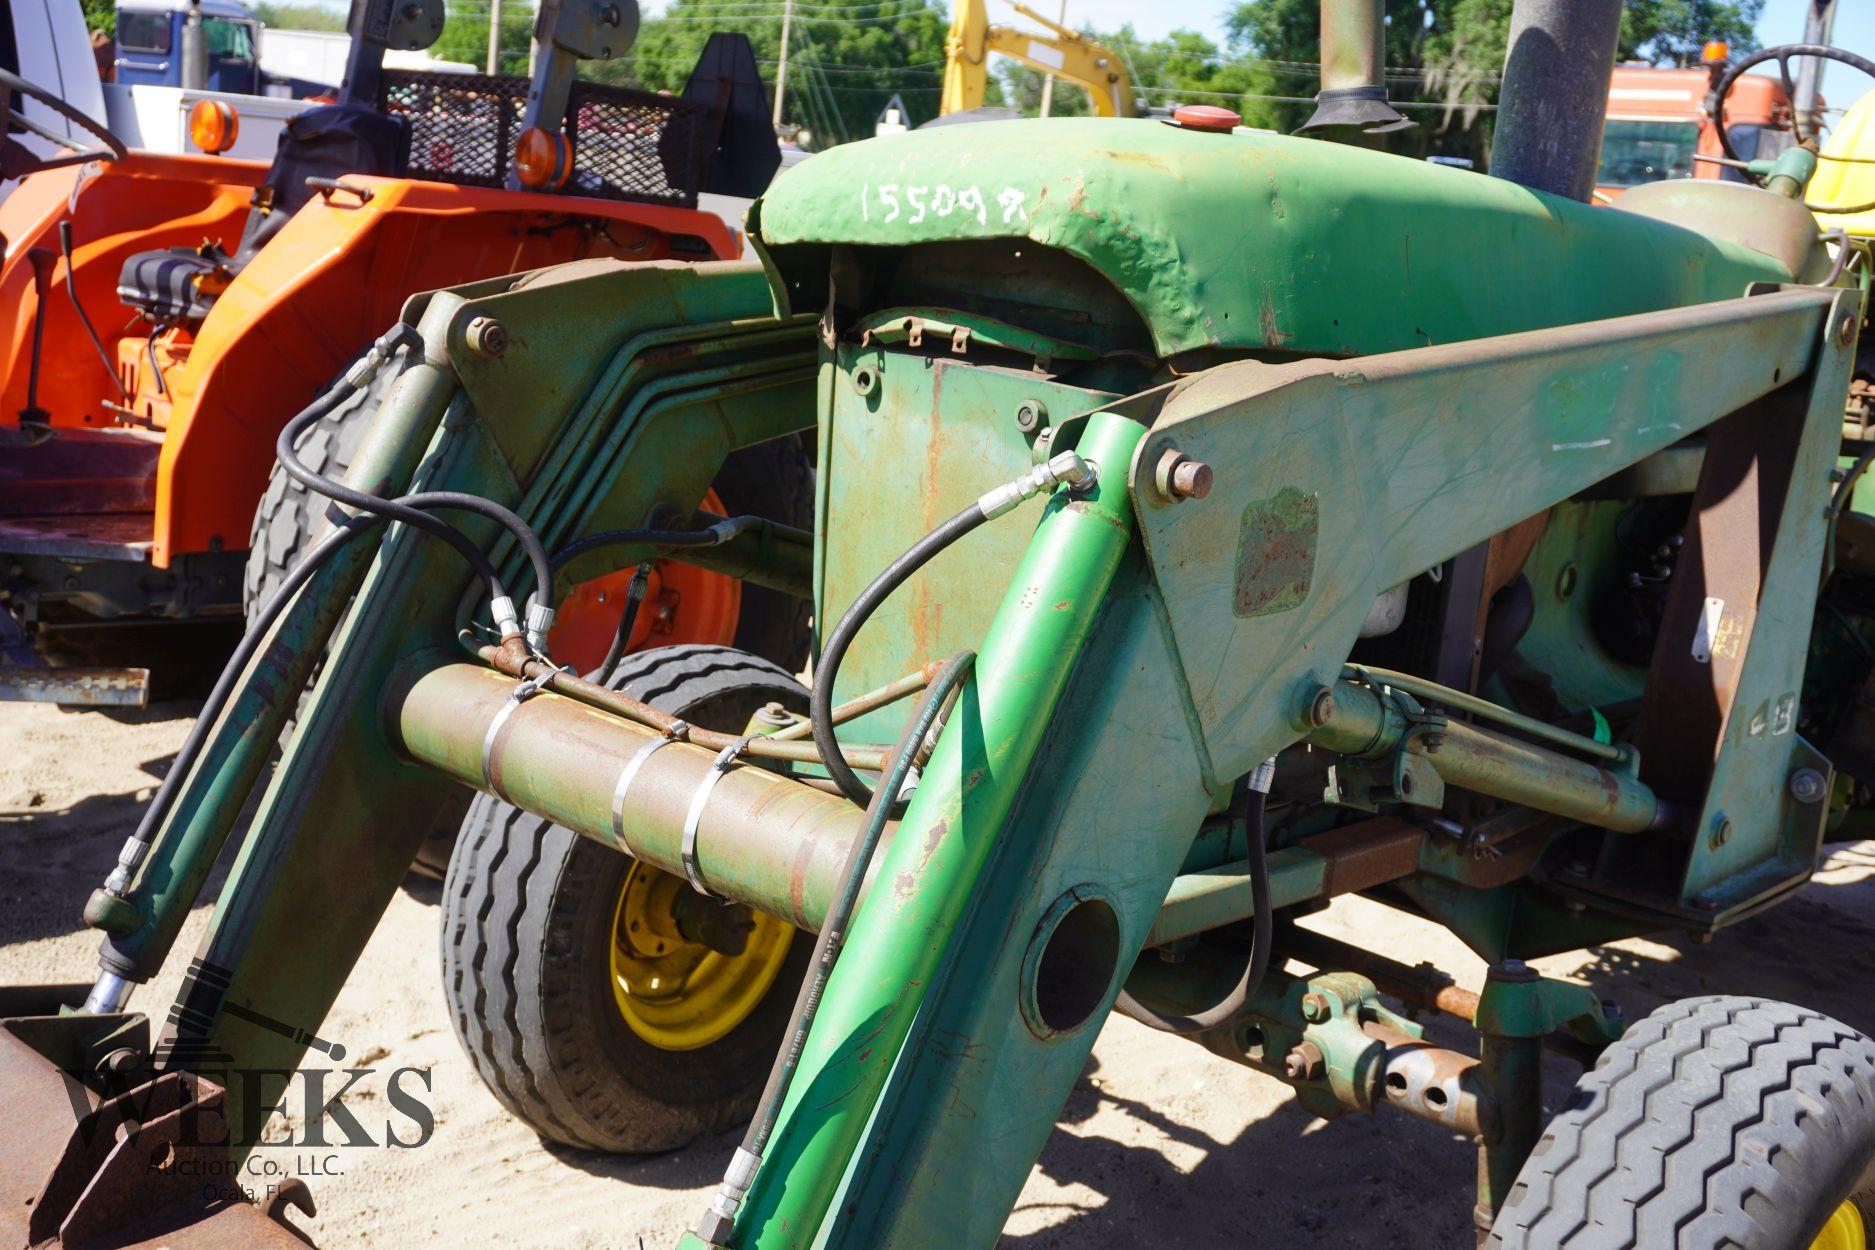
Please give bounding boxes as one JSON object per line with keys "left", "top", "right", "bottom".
{"left": 1596, "top": 46, "right": 1795, "bottom": 198}
{"left": 0, "top": 2, "right": 800, "bottom": 705}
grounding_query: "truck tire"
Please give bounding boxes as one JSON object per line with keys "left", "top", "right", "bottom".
{"left": 1486, "top": 995, "right": 1875, "bottom": 1250}
{"left": 440, "top": 644, "right": 813, "bottom": 1153}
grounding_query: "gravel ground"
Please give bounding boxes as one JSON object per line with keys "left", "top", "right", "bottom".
{"left": 4, "top": 696, "right": 1873, "bottom": 1248}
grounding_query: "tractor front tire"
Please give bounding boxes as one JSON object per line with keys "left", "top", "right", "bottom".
{"left": 439, "top": 644, "right": 813, "bottom": 1153}
{"left": 1487, "top": 994, "right": 1875, "bottom": 1250}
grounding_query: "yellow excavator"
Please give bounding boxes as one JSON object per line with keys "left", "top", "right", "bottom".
{"left": 940, "top": 0, "right": 1133, "bottom": 118}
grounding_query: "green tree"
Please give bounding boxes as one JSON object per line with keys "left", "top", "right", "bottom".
{"left": 595, "top": 0, "right": 948, "bottom": 147}
{"left": 82, "top": 0, "right": 114, "bottom": 37}
{"left": 253, "top": 2, "right": 346, "bottom": 31}
{"left": 432, "top": 0, "right": 534, "bottom": 74}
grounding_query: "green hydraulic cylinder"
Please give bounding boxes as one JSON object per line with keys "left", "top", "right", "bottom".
{"left": 724, "top": 411, "right": 1148, "bottom": 1248}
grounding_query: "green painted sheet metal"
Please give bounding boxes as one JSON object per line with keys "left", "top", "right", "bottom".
{"left": 1131, "top": 288, "right": 1840, "bottom": 788}
{"left": 733, "top": 412, "right": 1148, "bottom": 1246}
{"left": 815, "top": 346, "right": 1117, "bottom": 747}
{"left": 754, "top": 118, "right": 1792, "bottom": 361}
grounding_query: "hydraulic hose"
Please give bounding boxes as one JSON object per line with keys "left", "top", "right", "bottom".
{"left": 96, "top": 481, "right": 514, "bottom": 904}
{"left": 275, "top": 330, "right": 555, "bottom": 649}
{"left": 548, "top": 515, "right": 762, "bottom": 570}
{"left": 697, "top": 650, "right": 977, "bottom": 1248}
{"left": 591, "top": 562, "right": 651, "bottom": 682}
{"left": 811, "top": 505, "right": 986, "bottom": 806}
{"left": 1113, "top": 771, "right": 1273, "bottom": 1036}
{"left": 810, "top": 451, "right": 1095, "bottom": 809}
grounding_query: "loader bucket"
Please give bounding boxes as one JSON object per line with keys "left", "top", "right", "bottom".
{"left": 0, "top": 988, "right": 316, "bottom": 1250}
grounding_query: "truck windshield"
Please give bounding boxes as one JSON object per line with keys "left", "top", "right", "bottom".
{"left": 1597, "top": 119, "right": 1700, "bottom": 188}
{"left": 204, "top": 18, "right": 256, "bottom": 60}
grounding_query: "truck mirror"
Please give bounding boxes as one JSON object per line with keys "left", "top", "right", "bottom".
{"left": 352, "top": 0, "right": 444, "bottom": 52}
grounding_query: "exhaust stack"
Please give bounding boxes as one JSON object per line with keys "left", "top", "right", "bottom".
{"left": 1489, "top": 0, "right": 1623, "bottom": 200}
{"left": 1300, "top": 0, "right": 1413, "bottom": 134}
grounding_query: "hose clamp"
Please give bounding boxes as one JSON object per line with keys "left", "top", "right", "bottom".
{"left": 480, "top": 669, "right": 556, "bottom": 797}
{"left": 610, "top": 722, "right": 687, "bottom": 853}
{"left": 680, "top": 735, "right": 754, "bottom": 896}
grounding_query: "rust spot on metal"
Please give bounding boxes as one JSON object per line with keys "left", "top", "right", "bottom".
{"left": 1233, "top": 487, "right": 1318, "bottom": 619}
{"left": 1300, "top": 817, "right": 1425, "bottom": 898}
{"left": 1053, "top": 600, "right": 1071, "bottom": 611}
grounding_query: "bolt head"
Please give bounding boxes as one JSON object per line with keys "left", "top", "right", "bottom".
{"left": 1153, "top": 447, "right": 1213, "bottom": 502}
{"left": 1014, "top": 399, "right": 1047, "bottom": 433}
{"left": 1837, "top": 313, "right": 1859, "bottom": 348}
{"left": 1300, "top": 991, "right": 1331, "bottom": 1023}
{"left": 1282, "top": 1040, "right": 1326, "bottom": 1082}
{"left": 1171, "top": 459, "right": 1213, "bottom": 500}
{"left": 1307, "top": 685, "right": 1336, "bottom": 728}
{"left": 1788, "top": 767, "right": 1828, "bottom": 805}
{"left": 1709, "top": 814, "right": 1732, "bottom": 849}
{"left": 465, "top": 315, "right": 507, "bottom": 357}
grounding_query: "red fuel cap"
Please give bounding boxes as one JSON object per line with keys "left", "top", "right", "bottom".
{"left": 1172, "top": 104, "right": 1241, "bottom": 133}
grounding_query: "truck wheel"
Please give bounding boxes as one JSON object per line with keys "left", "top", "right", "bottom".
{"left": 1487, "top": 995, "right": 1875, "bottom": 1250}
{"left": 440, "top": 644, "right": 812, "bottom": 1153}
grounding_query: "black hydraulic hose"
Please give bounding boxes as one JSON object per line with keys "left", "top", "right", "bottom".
{"left": 697, "top": 650, "right": 977, "bottom": 1248}
{"left": 58, "top": 220, "right": 130, "bottom": 402}
{"left": 551, "top": 524, "right": 738, "bottom": 569}
{"left": 111, "top": 485, "right": 513, "bottom": 888}
{"left": 591, "top": 562, "right": 651, "bottom": 682}
{"left": 110, "top": 518, "right": 375, "bottom": 890}
{"left": 1113, "top": 785, "right": 1272, "bottom": 1036}
{"left": 811, "top": 504, "right": 988, "bottom": 808}
{"left": 276, "top": 384, "right": 551, "bottom": 620}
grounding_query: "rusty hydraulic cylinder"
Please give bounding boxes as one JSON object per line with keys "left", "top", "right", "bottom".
{"left": 396, "top": 663, "right": 878, "bottom": 929}
{"left": 1309, "top": 680, "right": 1662, "bottom": 834}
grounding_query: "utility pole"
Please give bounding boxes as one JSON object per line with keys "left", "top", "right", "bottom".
{"left": 772, "top": 0, "right": 794, "bottom": 128}
{"left": 486, "top": 0, "right": 502, "bottom": 73}
{"left": 1038, "top": 0, "right": 1066, "bottom": 117}
{"left": 1792, "top": 0, "right": 1837, "bottom": 138}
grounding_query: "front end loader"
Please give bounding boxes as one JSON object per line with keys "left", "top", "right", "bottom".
{"left": 4, "top": 2, "right": 1875, "bottom": 1248}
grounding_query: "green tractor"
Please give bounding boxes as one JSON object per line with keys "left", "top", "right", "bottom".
{"left": 3, "top": 2, "right": 1875, "bottom": 1247}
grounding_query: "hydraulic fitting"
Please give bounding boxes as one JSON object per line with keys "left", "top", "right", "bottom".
{"left": 976, "top": 450, "right": 1095, "bottom": 520}
{"left": 523, "top": 598, "right": 556, "bottom": 653}
{"left": 490, "top": 594, "right": 523, "bottom": 640}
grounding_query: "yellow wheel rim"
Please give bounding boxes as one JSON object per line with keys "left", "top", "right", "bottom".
{"left": 1814, "top": 1201, "right": 1868, "bottom": 1250}
{"left": 608, "top": 862, "right": 793, "bottom": 1051}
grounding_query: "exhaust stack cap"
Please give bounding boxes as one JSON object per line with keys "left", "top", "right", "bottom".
{"left": 1299, "top": 86, "right": 1414, "bottom": 134}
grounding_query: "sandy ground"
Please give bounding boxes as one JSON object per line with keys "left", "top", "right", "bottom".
{"left": 5, "top": 696, "right": 1875, "bottom": 1248}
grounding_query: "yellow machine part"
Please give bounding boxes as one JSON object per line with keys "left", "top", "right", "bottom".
{"left": 609, "top": 862, "right": 794, "bottom": 1051}
{"left": 941, "top": 0, "right": 1133, "bottom": 117}
{"left": 1813, "top": 88, "right": 1875, "bottom": 237}
{"left": 1811, "top": 1200, "right": 1868, "bottom": 1250}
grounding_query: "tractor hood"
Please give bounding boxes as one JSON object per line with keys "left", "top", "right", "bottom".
{"left": 751, "top": 117, "right": 1792, "bottom": 360}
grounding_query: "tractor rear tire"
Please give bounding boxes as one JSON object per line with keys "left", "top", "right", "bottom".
{"left": 439, "top": 644, "right": 813, "bottom": 1153}
{"left": 1486, "top": 994, "right": 1875, "bottom": 1250}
